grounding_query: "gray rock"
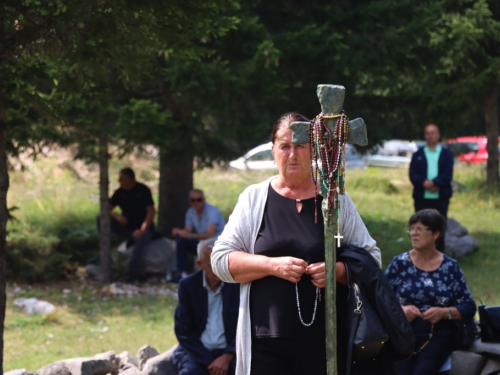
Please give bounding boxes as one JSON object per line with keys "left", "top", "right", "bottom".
{"left": 85, "top": 264, "right": 100, "bottom": 280}
{"left": 470, "top": 339, "right": 500, "bottom": 357}
{"left": 446, "top": 218, "right": 468, "bottom": 237}
{"left": 93, "top": 350, "right": 116, "bottom": 362}
{"left": 14, "top": 298, "right": 56, "bottom": 315}
{"left": 117, "top": 238, "right": 176, "bottom": 276}
{"left": 64, "top": 358, "right": 114, "bottom": 375}
{"left": 444, "top": 217, "right": 478, "bottom": 258}
{"left": 445, "top": 233, "right": 478, "bottom": 258}
{"left": 480, "top": 358, "right": 500, "bottom": 374}
{"left": 117, "top": 351, "right": 139, "bottom": 371}
{"left": 36, "top": 362, "right": 72, "bottom": 375}
{"left": 37, "top": 358, "right": 113, "bottom": 375}
{"left": 5, "top": 369, "right": 34, "bottom": 375}
{"left": 142, "top": 345, "right": 178, "bottom": 375}
{"left": 450, "top": 350, "right": 486, "bottom": 375}
{"left": 93, "top": 351, "right": 118, "bottom": 374}
{"left": 451, "top": 180, "right": 467, "bottom": 193}
{"left": 137, "top": 345, "right": 159, "bottom": 370}
{"left": 118, "top": 368, "right": 144, "bottom": 375}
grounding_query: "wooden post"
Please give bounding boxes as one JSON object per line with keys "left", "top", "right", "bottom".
{"left": 291, "top": 84, "right": 368, "bottom": 375}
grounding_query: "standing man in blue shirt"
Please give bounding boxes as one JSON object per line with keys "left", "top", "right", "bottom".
{"left": 172, "top": 189, "right": 226, "bottom": 278}
{"left": 409, "top": 124, "right": 454, "bottom": 252}
{"left": 173, "top": 238, "right": 238, "bottom": 375}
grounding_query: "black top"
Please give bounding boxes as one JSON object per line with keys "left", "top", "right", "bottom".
{"left": 250, "top": 185, "right": 325, "bottom": 338}
{"left": 109, "top": 182, "right": 154, "bottom": 230}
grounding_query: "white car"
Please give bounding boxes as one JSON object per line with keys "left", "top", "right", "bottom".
{"left": 229, "top": 142, "right": 276, "bottom": 170}
{"left": 229, "top": 142, "right": 366, "bottom": 171}
{"left": 363, "top": 154, "right": 411, "bottom": 168}
{"left": 363, "top": 140, "right": 424, "bottom": 168}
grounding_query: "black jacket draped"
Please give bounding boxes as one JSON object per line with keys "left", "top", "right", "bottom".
{"left": 338, "top": 245, "right": 416, "bottom": 375}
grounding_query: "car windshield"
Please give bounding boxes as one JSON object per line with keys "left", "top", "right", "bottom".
{"left": 247, "top": 149, "right": 273, "bottom": 162}
{"left": 447, "top": 142, "right": 479, "bottom": 156}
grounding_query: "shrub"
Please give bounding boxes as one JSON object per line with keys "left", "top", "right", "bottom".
{"left": 6, "top": 227, "right": 73, "bottom": 282}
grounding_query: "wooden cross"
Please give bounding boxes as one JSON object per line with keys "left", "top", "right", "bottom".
{"left": 291, "top": 84, "right": 368, "bottom": 375}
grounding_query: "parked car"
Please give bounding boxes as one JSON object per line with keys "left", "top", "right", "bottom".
{"left": 229, "top": 142, "right": 366, "bottom": 171}
{"left": 376, "top": 140, "right": 418, "bottom": 157}
{"left": 363, "top": 140, "right": 422, "bottom": 168}
{"left": 446, "top": 136, "right": 500, "bottom": 164}
{"left": 229, "top": 142, "right": 276, "bottom": 171}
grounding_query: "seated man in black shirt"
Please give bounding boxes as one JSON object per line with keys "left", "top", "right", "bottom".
{"left": 96, "top": 167, "right": 156, "bottom": 281}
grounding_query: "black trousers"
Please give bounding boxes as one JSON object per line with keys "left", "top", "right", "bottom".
{"left": 250, "top": 336, "right": 327, "bottom": 375}
{"left": 249, "top": 330, "right": 385, "bottom": 375}
{"left": 397, "top": 331, "right": 455, "bottom": 375}
{"left": 414, "top": 198, "right": 450, "bottom": 252}
{"left": 96, "top": 215, "right": 154, "bottom": 280}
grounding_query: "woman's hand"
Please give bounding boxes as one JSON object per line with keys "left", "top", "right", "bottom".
{"left": 422, "top": 307, "right": 447, "bottom": 324}
{"left": 306, "top": 262, "right": 325, "bottom": 288}
{"left": 269, "top": 257, "right": 307, "bottom": 283}
{"left": 305, "top": 262, "right": 348, "bottom": 288}
{"left": 401, "top": 305, "right": 421, "bottom": 322}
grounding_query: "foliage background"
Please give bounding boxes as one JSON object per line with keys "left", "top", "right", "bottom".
{"left": 4, "top": 156, "right": 500, "bottom": 372}
{"left": 2, "top": 0, "right": 500, "bottom": 372}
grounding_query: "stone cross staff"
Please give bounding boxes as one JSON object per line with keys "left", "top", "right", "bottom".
{"left": 290, "top": 84, "right": 368, "bottom": 375}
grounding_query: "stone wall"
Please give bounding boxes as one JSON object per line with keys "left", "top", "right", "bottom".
{"left": 6, "top": 345, "right": 179, "bottom": 375}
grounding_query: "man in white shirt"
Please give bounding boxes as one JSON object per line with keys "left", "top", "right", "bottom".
{"left": 173, "top": 238, "right": 239, "bottom": 375}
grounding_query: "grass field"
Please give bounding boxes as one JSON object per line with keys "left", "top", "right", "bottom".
{"left": 4, "top": 155, "right": 500, "bottom": 372}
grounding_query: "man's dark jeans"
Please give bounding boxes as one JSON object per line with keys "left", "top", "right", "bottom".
{"left": 96, "top": 215, "right": 154, "bottom": 280}
{"left": 173, "top": 345, "right": 236, "bottom": 375}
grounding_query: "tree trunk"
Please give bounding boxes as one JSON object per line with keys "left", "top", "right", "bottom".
{"left": 0, "top": 87, "right": 8, "bottom": 375}
{"left": 98, "top": 133, "right": 112, "bottom": 284}
{"left": 157, "top": 150, "right": 193, "bottom": 238}
{"left": 485, "top": 83, "right": 499, "bottom": 187}
{"left": 0, "top": 0, "right": 9, "bottom": 371}
{"left": 157, "top": 86, "right": 194, "bottom": 238}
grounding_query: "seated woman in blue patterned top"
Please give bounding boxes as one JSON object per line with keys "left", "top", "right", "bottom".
{"left": 385, "top": 209, "right": 476, "bottom": 375}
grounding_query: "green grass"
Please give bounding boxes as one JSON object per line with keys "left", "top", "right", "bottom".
{"left": 4, "top": 155, "right": 500, "bottom": 372}
{"left": 5, "top": 283, "right": 178, "bottom": 372}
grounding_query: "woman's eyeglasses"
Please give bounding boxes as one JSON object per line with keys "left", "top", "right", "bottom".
{"left": 190, "top": 198, "right": 204, "bottom": 203}
{"left": 406, "top": 226, "right": 431, "bottom": 234}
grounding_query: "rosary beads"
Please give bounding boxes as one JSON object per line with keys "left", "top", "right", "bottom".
{"left": 295, "top": 283, "right": 320, "bottom": 327}
{"left": 308, "top": 111, "right": 349, "bottom": 225}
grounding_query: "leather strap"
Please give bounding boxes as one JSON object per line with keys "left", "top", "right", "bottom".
{"left": 344, "top": 261, "right": 360, "bottom": 375}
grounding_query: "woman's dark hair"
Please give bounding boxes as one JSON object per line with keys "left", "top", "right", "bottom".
{"left": 408, "top": 209, "right": 445, "bottom": 237}
{"left": 120, "top": 167, "right": 136, "bottom": 181}
{"left": 270, "top": 112, "right": 309, "bottom": 144}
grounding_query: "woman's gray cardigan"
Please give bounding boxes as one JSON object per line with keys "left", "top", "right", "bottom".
{"left": 211, "top": 177, "right": 381, "bottom": 375}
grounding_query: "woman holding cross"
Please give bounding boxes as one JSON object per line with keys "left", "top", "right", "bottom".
{"left": 212, "top": 112, "right": 387, "bottom": 375}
